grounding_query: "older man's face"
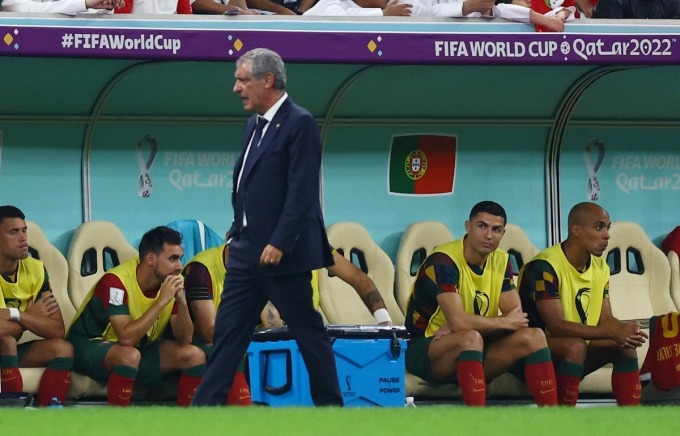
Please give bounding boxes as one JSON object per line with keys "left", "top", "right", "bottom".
{"left": 233, "top": 61, "right": 272, "bottom": 115}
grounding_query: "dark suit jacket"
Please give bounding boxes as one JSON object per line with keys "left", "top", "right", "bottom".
{"left": 228, "top": 96, "right": 334, "bottom": 275}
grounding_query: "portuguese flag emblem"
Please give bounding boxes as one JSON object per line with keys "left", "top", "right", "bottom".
{"left": 388, "top": 135, "right": 457, "bottom": 195}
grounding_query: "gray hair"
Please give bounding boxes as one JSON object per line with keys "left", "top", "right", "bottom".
{"left": 237, "top": 48, "right": 287, "bottom": 90}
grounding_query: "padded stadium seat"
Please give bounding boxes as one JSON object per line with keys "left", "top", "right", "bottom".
{"left": 497, "top": 223, "right": 540, "bottom": 278}
{"left": 395, "top": 221, "right": 454, "bottom": 315}
{"left": 66, "top": 221, "right": 138, "bottom": 399}
{"left": 580, "top": 221, "right": 677, "bottom": 394}
{"left": 166, "top": 219, "right": 224, "bottom": 264}
{"left": 603, "top": 222, "right": 675, "bottom": 323}
{"left": 19, "top": 221, "right": 74, "bottom": 393}
{"left": 319, "top": 222, "right": 405, "bottom": 326}
{"left": 66, "top": 221, "right": 138, "bottom": 311}
{"left": 25, "top": 221, "right": 74, "bottom": 333}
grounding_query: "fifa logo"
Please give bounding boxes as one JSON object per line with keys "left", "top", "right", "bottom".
{"left": 474, "top": 290, "right": 489, "bottom": 316}
{"left": 5, "top": 298, "right": 21, "bottom": 309}
{"left": 575, "top": 288, "right": 590, "bottom": 324}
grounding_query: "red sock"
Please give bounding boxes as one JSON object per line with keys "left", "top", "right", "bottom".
{"left": 37, "top": 369, "right": 72, "bottom": 407}
{"left": 457, "top": 350, "right": 486, "bottom": 407}
{"left": 108, "top": 366, "right": 137, "bottom": 407}
{"left": 177, "top": 374, "right": 202, "bottom": 407}
{"left": 524, "top": 349, "right": 558, "bottom": 406}
{"left": 227, "top": 371, "right": 253, "bottom": 406}
{"left": 555, "top": 361, "right": 583, "bottom": 406}
{"left": 612, "top": 371, "right": 642, "bottom": 406}
{"left": 556, "top": 373, "right": 581, "bottom": 406}
{"left": 1, "top": 366, "right": 23, "bottom": 393}
{"left": 525, "top": 362, "right": 558, "bottom": 406}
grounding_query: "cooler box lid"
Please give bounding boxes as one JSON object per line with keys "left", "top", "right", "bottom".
{"left": 251, "top": 325, "right": 409, "bottom": 342}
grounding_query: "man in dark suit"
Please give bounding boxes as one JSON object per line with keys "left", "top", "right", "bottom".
{"left": 191, "top": 48, "right": 343, "bottom": 406}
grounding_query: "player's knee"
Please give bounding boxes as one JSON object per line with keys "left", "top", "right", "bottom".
{"left": 560, "top": 338, "right": 588, "bottom": 363}
{"left": 460, "top": 330, "right": 484, "bottom": 351}
{"left": 108, "top": 345, "right": 142, "bottom": 368}
{"left": 177, "top": 344, "right": 206, "bottom": 368}
{"left": 0, "top": 335, "right": 18, "bottom": 354}
{"left": 43, "top": 338, "right": 74, "bottom": 359}
{"left": 522, "top": 327, "right": 549, "bottom": 350}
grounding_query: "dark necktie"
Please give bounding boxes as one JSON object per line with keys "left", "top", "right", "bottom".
{"left": 236, "top": 116, "right": 269, "bottom": 193}
{"left": 253, "top": 116, "right": 268, "bottom": 147}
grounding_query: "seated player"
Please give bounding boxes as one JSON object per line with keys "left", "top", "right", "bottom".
{"left": 67, "top": 226, "right": 206, "bottom": 407}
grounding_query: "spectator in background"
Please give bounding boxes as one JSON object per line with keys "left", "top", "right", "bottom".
{"left": 192, "top": 0, "right": 260, "bottom": 14}
{"left": 592, "top": 0, "right": 680, "bottom": 17}
{"left": 576, "top": 0, "right": 597, "bottom": 17}
{"left": 0, "top": 0, "right": 123, "bottom": 13}
{"left": 245, "top": 0, "right": 317, "bottom": 14}
{"left": 0, "top": 205, "right": 73, "bottom": 407}
{"left": 114, "top": 0, "right": 190, "bottom": 14}
{"left": 304, "top": 0, "right": 412, "bottom": 14}
{"left": 192, "top": 0, "right": 316, "bottom": 14}
{"left": 304, "top": 0, "right": 566, "bottom": 31}
{"left": 527, "top": 0, "right": 575, "bottom": 31}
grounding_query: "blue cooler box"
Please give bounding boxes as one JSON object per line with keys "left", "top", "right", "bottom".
{"left": 247, "top": 325, "right": 408, "bottom": 407}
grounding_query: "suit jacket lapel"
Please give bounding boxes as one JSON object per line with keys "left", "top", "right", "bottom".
{"left": 232, "top": 116, "right": 256, "bottom": 188}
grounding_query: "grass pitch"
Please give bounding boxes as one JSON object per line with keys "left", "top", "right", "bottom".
{"left": 1, "top": 405, "right": 680, "bottom": 435}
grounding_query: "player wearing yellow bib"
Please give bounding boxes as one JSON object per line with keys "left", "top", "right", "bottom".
{"left": 518, "top": 202, "right": 647, "bottom": 406}
{"left": 67, "top": 226, "right": 205, "bottom": 407}
{"left": 405, "top": 201, "right": 557, "bottom": 406}
{"left": 0, "top": 205, "right": 73, "bottom": 407}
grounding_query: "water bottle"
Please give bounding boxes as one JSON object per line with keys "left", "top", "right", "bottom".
{"left": 47, "top": 397, "right": 64, "bottom": 409}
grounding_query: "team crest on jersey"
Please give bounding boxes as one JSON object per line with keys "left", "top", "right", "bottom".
{"left": 404, "top": 150, "right": 427, "bottom": 181}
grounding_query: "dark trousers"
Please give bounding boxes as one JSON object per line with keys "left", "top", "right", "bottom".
{"left": 191, "top": 236, "right": 343, "bottom": 406}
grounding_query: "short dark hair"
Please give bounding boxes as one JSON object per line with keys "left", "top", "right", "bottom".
{"left": 138, "top": 226, "right": 182, "bottom": 258}
{"left": 469, "top": 201, "right": 507, "bottom": 225}
{"left": 0, "top": 205, "right": 25, "bottom": 225}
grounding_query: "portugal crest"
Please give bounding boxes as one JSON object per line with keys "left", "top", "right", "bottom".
{"left": 404, "top": 150, "right": 427, "bottom": 180}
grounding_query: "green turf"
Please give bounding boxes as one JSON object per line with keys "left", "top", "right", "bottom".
{"left": 1, "top": 406, "right": 680, "bottom": 434}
